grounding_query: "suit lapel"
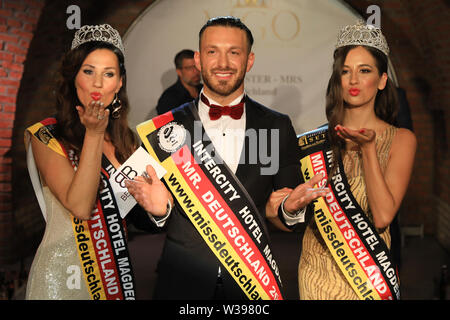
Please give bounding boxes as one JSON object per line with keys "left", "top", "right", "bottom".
{"left": 235, "top": 97, "right": 260, "bottom": 183}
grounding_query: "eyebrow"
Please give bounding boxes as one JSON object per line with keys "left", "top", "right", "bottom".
{"left": 81, "top": 64, "right": 117, "bottom": 70}
{"left": 343, "top": 63, "right": 374, "bottom": 68}
{"left": 204, "top": 44, "right": 244, "bottom": 50}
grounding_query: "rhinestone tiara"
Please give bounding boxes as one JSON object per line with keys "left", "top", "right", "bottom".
{"left": 335, "top": 20, "right": 389, "bottom": 56}
{"left": 71, "top": 24, "right": 125, "bottom": 56}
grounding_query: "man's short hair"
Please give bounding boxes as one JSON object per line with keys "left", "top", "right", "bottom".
{"left": 174, "top": 49, "right": 195, "bottom": 69}
{"left": 199, "top": 16, "right": 254, "bottom": 53}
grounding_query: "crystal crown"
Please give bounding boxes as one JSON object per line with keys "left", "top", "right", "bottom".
{"left": 71, "top": 24, "right": 124, "bottom": 55}
{"left": 335, "top": 20, "right": 389, "bottom": 56}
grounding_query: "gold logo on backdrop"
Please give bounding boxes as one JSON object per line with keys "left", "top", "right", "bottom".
{"left": 206, "top": 1, "right": 300, "bottom": 43}
{"left": 232, "top": 0, "right": 271, "bottom": 8}
{"left": 272, "top": 10, "right": 300, "bottom": 41}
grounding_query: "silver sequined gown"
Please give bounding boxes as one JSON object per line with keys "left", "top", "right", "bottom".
{"left": 26, "top": 186, "right": 91, "bottom": 300}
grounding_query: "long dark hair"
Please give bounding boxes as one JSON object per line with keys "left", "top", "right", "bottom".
{"left": 54, "top": 41, "right": 138, "bottom": 163}
{"left": 325, "top": 45, "right": 398, "bottom": 178}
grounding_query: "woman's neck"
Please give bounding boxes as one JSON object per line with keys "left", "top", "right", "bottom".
{"left": 342, "top": 104, "right": 379, "bottom": 129}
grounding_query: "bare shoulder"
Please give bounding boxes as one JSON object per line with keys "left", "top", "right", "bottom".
{"left": 394, "top": 127, "right": 417, "bottom": 146}
{"left": 391, "top": 127, "right": 417, "bottom": 156}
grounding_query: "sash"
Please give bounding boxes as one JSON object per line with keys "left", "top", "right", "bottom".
{"left": 136, "top": 104, "right": 283, "bottom": 300}
{"left": 298, "top": 125, "right": 400, "bottom": 300}
{"left": 25, "top": 118, "right": 136, "bottom": 300}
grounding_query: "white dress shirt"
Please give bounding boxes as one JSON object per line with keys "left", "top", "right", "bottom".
{"left": 198, "top": 90, "right": 246, "bottom": 174}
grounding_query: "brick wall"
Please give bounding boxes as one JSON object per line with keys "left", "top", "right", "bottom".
{"left": 0, "top": 0, "right": 449, "bottom": 264}
{"left": 0, "top": 0, "right": 45, "bottom": 264}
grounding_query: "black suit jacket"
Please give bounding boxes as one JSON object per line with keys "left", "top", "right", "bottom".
{"left": 155, "top": 78, "right": 203, "bottom": 115}
{"left": 153, "top": 97, "right": 304, "bottom": 300}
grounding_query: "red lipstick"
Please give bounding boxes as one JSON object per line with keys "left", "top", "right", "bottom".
{"left": 349, "top": 88, "right": 360, "bottom": 96}
{"left": 90, "top": 92, "right": 102, "bottom": 101}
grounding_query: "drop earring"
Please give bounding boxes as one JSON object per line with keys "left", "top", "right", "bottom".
{"left": 109, "top": 92, "right": 122, "bottom": 119}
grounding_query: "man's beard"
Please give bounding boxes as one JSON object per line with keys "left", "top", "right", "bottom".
{"left": 201, "top": 67, "right": 246, "bottom": 97}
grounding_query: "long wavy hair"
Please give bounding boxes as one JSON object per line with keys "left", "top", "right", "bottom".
{"left": 325, "top": 45, "right": 398, "bottom": 178}
{"left": 54, "top": 41, "right": 138, "bottom": 163}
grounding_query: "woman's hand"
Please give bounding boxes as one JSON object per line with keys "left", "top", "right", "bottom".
{"left": 125, "top": 165, "right": 173, "bottom": 216}
{"left": 76, "top": 100, "right": 110, "bottom": 134}
{"left": 335, "top": 124, "right": 376, "bottom": 151}
{"left": 336, "top": 125, "right": 417, "bottom": 229}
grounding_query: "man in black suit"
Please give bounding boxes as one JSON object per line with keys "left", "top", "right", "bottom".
{"left": 151, "top": 16, "right": 327, "bottom": 300}
{"left": 155, "top": 49, "right": 203, "bottom": 115}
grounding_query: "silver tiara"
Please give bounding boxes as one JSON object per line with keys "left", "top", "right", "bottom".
{"left": 335, "top": 20, "right": 389, "bottom": 56}
{"left": 71, "top": 24, "right": 125, "bottom": 55}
